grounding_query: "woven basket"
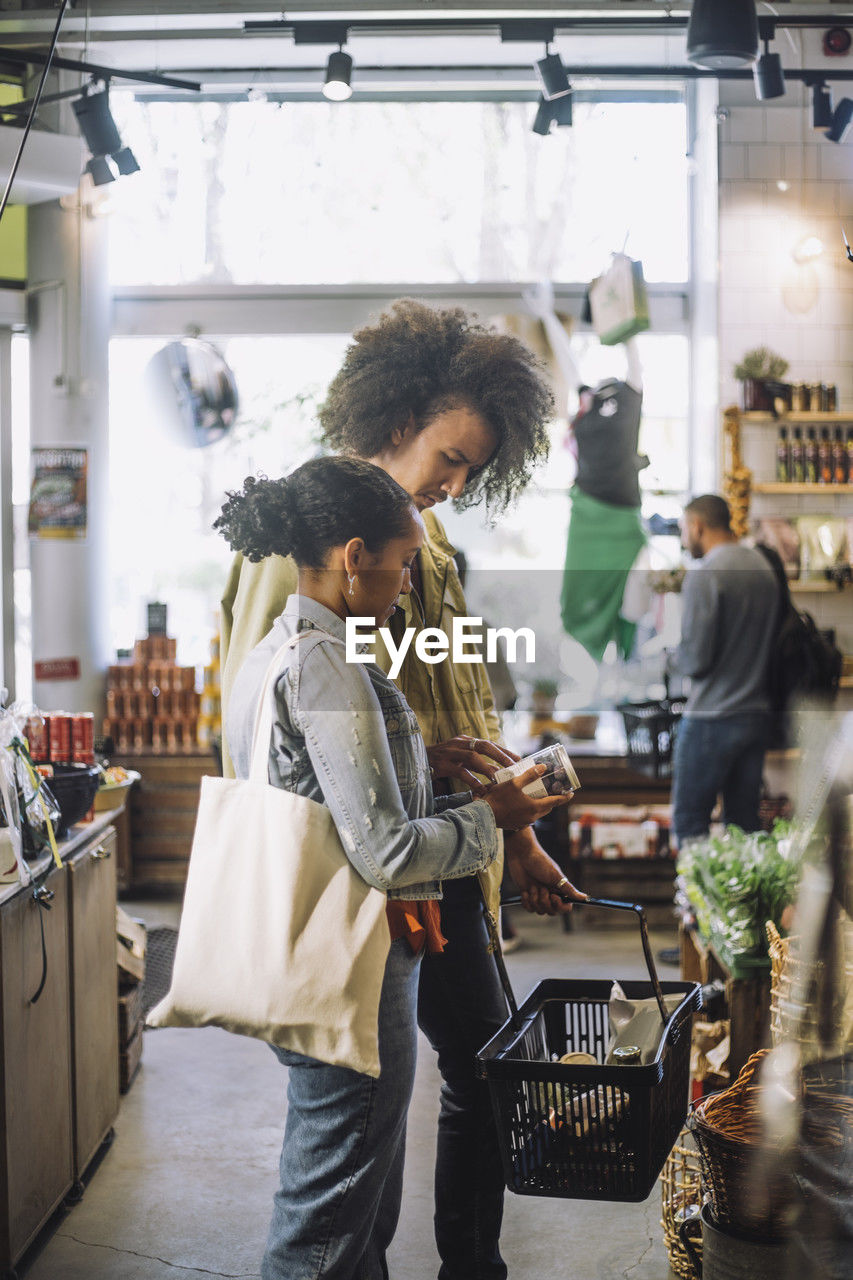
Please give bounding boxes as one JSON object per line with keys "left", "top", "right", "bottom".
{"left": 688, "top": 1050, "right": 794, "bottom": 1239}
{"left": 659, "top": 1129, "right": 703, "bottom": 1280}
{"left": 766, "top": 919, "right": 853, "bottom": 1059}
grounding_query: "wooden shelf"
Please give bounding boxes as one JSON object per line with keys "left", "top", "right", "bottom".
{"left": 789, "top": 580, "right": 850, "bottom": 594}
{"left": 742, "top": 411, "right": 853, "bottom": 423}
{"left": 841, "top": 675, "right": 853, "bottom": 690}
{"left": 753, "top": 483, "right": 851, "bottom": 494}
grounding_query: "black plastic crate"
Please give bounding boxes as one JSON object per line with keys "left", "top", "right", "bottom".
{"left": 618, "top": 698, "right": 686, "bottom": 780}
{"left": 477, "top": 977, "right": 700, "bottom": 1202}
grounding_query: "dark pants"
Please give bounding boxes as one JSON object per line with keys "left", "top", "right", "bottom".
{"left": 672, "top": 712, "right": 770, "bottom": 845}
{"left": 417, "top": 875, "right": 509, "bottom": 1280}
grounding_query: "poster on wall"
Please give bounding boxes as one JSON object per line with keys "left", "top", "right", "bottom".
{"left": 28, "top": 446, "right": 88, "bottom": 539}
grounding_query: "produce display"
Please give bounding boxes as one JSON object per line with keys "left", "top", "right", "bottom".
{"left": 676, "top": 821, "right": 801, "bottom": 965}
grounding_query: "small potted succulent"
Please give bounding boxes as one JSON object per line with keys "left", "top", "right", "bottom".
{"left": 733, "top": 347, "right": 790, "bottom": 412}
{"left": 531, "top": 677, "right": 559, "bottom": 720}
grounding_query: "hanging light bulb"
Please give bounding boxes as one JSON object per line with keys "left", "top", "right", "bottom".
{"left": 754, "top": 47, "right": 786, "bottom": 100}
{"left": 323, "top": 48, "right": 353, "bottom": 102}
{"left": 812, "top": 82, "right": 834, "bottom": 130}
{"left": 687, "top": 0, "right": 759, "bottom": 69}
{"left": 826, "top": 98, "right": 853, "bottom": 144}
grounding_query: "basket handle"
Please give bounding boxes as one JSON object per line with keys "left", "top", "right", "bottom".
{"left": 501, "top": 892, "right": 670, "bottom": 1023}
{"left": 575, "top": 897, "right": 670, "bottom": 1022}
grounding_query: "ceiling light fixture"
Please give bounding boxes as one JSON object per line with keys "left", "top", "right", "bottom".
{"left": 531, "top": 91, "right": 573, "bottom": 136}
{"left": 826, "top": 97, "right": 853, "bottom": 144}
{"left": 72, "top": 83, "right": 140, "bottom": 185}
{"left": 535, "top": 47, "right": 571, "bottom": 101}
{"left": 754, "top": 23, "right": 786, "bottom": 100}
{"left": 323, "top": 47, "right": 353, "bottom": 102}
{"left": 812, "top": 82, "right": 834, "bottom": 130}
{"left": 532, "top": 95, "right": 553, "bottom": 136}
{"left": 687, "top": 0, "right": 759, "bottom": 70}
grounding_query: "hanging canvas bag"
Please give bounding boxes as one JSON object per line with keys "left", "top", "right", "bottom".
{"left": 588, "top": 253, "right": 650, "bottom": 346}
{"left": 147, "top": 632, "right": 391, "bottom": 1077}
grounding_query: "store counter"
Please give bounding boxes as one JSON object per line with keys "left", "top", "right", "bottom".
{"left": 0, "top": 814, "right": 120, "bottom": 1272}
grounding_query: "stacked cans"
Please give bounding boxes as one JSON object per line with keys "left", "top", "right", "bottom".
{"left": 27, "top": 711, "right": 95, "bottom": 765}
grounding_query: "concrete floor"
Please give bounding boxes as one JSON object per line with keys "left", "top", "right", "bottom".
{"left": 24, "top": 906, "right": 683, "bottom": 1280}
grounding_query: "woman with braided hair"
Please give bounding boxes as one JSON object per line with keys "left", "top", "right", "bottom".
{"left": 218, "top": 456, "right": 569, "bottom": 1280}
{"left": 220, "top": 300, "right": 585, "bottom": 1280}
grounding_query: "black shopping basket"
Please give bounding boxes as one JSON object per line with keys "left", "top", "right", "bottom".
{"left": 618, "top": 693, "right": 686, "bottom": 780}
{"left": 476, "top": 897, "right": 701, "bottom": 1203}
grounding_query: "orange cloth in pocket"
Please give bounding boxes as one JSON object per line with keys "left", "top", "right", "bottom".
{"left": 386, "top": 899, "right": 447, "bottom": 955}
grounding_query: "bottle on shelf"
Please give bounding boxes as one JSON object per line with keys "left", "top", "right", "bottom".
{"left": 775, "top": 426, "right": 790, "bottom": 482}
{"left": 847, "top": 428, "right": 853, "bottom": 485}
{"left": 818, "top": 427, "right": 833, "bottom": 484}
{"left": 832, "top": 427, "right": 847, "bottom": 485}
{"left": 804, "top": 427, "right": 819, "bottom": 483}
{"left": 790, "top": 427, "right": 806, "bottom": 483}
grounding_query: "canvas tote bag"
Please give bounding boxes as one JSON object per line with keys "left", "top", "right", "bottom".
{"left": 588, "top": 253, "right": 650, "bottom": 346}
{"left": 147, "top": 631, "right": 391, "bottom": 1077}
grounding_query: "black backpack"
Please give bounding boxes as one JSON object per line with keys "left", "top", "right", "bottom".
{"left": 756, "top": 543, "right": 843, "bottom": 746}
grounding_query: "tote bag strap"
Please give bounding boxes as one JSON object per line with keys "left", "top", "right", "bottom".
{"left": 248, "top": 627, "right": 345, "bottom": 783}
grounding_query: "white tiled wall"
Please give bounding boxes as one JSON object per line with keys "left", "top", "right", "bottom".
{"left": 717, "top": 84, "right": 853, "bottom": 654}
{"left": 717, "top": 84, "right": 853, "bottom": 408}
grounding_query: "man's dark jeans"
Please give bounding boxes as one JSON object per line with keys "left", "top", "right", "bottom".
{"left": 417, "top": 874, "right": 509, "bottom": 1280}
{"left": 672, "top": 712, "right": 770, "bottom": 844}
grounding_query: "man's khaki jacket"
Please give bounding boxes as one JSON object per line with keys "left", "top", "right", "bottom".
{"left": 219, "top": 509, "right": 504, "bottom": 917}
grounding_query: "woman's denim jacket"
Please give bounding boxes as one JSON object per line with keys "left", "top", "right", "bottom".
{"left": 225, "top": 595, "right": 498, "bottom": 901}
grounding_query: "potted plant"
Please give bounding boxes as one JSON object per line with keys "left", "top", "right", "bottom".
{"left": 733, "top": 347, "right": 790, "bottom": 412}
{"left": 531, "top": 677, "right": 559, "bottom": 720}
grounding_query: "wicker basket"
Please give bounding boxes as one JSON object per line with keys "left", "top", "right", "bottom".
{"left": 659, "top": 1128, "right": 703, "bottom": 1280}
{"left": 766, "top": 919, "right": 853, "bottom": 1059}
{"left": 687, "top": 1050, "right": 794, "bottom": 1239}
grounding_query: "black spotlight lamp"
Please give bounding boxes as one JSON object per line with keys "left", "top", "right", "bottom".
{"left": 535, "top": 48, "right": 571, "bottom": 100}
{"left": 532, "top": 95, "right": 553, "bottom": 136}
{"left": 826, "top": 97, "right": 853, "bottom": 144}
{"left": 687, "top": 0, "right": 759, "bottom": 69}
{"left": 113, "top": 146, "right": 141, "bottom": 176}
{"left": 552, "top": 94, "right": 573, "bottom": 128}
{"left": 84, "top": 155, "right": 115, "bottom": 186}
{"left": 754, "top": 27, "right": 786, "bottom": 101}
{"left": 323, "top": 47, "right": 353, "bottom": 101}
{"left": 812, "top": 82, "right": 834, "bottom": 130}
{"left": 73, "top": 83, "right": 140, "bottom": 184}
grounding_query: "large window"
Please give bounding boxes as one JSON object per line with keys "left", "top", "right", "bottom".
{"left": 109, "top": 98, "right": 688, "bottom": 286}
{"left": 107, "top": 91, "right": 691, "bottom": 693}
{"left": 108, "top": 335, "right": 346, "bottom": 664}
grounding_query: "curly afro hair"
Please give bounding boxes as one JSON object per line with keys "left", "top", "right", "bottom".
{"left": 213, "top": 458, "right": 415, "bottom": 568}
{"left": 317, "top": 298, "right": 554, "bottom": 515}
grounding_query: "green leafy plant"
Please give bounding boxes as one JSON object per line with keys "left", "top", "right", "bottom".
{"left": 677, "top": 821, "right": 800, "bottom": 962}
{"left": 733, "top": 347, "right": 789, "bottom": 381}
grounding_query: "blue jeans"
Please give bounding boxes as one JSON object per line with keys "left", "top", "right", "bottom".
{"left": 261, "top": 938, "right": 421, "bottom": 1280}
{"left": 417, "top": 875, "right": 509, "bottom": 1280}
{"left": 672, "top": 712, "right": 770, "bottom": 844}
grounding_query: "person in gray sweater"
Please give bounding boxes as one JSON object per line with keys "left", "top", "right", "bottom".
{"left": 668, "top": 494, "right": 780, "bottom": 844}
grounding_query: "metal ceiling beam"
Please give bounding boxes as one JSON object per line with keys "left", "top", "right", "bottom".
{"left": 0, "top": 46, "right": 200, "bottom": 90}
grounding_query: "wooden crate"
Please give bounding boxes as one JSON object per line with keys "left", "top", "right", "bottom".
{"left": 116, "top": 906, "right": 146, "bottom": 983}
{"left": 112, "top": 752, "right": 219, "bottom": 893}
{"left": 576, "top": 856, "right": 677, "bottom": 928}
{"left": 119, "top": 1023, "right": 143, "bottom": 1094}
{"left": 118, "top": 982, "right": 144, "bottom": 1047}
